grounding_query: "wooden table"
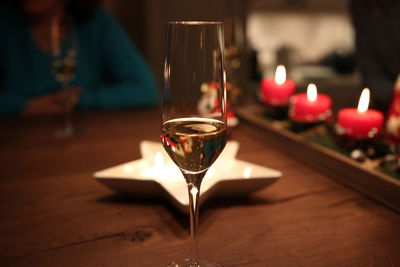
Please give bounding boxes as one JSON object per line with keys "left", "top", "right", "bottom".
{"left": 1, "top": 109, "right": 399, "bottom": 267}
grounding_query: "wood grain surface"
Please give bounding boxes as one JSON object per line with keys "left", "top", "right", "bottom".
{"left": 0, "top": 109, "right": 399, "bottom": 267}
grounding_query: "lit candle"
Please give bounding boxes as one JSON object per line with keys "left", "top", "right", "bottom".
{"left": 260, "top": 65, "right": 296, "bottom": 107}
{"left": 337, "top": 88, "right": 384, "bottom": 139}
{"left": 289, "top": 83, "right": 332, "bottom": 123}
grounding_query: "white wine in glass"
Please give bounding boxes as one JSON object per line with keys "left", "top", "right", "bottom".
{"left": 161, "top": 21, "right": 227, "bottom": 267}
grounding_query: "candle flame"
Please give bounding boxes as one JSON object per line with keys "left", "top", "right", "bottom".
{"left": 275, "top": 65, "right": 286, "bottom": 85}
{"left": 307, "top": 83, "right": 317, "bottom": 102}
{"left": 357, "top": 88, "right": 370, "bottom": 113}
{"left": 123, "top": 164, "right": 133, "bottom": 173}
{"left": 243, "top": 166, "right": 252, "bottom": 178}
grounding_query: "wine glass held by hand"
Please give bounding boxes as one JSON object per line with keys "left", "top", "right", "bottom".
{"left": 50, "top": 16, "right": 80, "bottom": 137}
{"left": 161, "top": 21, "right": 227, "bottom": 267}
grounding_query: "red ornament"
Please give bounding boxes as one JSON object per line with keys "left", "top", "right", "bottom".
{"left": 386, "top": 86, "right": 400, "bottom": 143}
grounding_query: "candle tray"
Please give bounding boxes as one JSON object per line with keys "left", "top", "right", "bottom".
{"left": 236, "top": 104, "right": 400, "bottom": 213}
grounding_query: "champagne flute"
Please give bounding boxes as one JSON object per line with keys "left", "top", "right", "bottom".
{"left": 161, "top": 21, "right": 227, "bottom": 267}
{"left": 50, "top": 16, "right": 79, "bottom": 137}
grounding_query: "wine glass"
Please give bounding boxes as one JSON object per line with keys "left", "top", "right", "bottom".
{"left": 50, "top": 16, "right": 79, "bottom": 137}
{"left": 161, "top": 22, "right": 227, "bottom": 267}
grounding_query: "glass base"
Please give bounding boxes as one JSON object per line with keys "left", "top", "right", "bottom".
{"left": 55, "top": 126, "right": 82, "bottom": 137}
{"left": 167, "top": 258, "right": 223, "bottom": 267}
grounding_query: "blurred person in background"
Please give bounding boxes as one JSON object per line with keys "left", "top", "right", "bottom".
{"left": 350, "top": 0, "right": 400, "bottom": 113}
{"left": 0, "top": 0, "right": 158, "bottom": 116}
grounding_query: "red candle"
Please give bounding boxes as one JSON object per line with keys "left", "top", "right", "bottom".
{"left": 337, "top": 88, "right": 384, "bottom": 139}
{"left": 289, "top": 83, "right": 332, "bottom": 123}
{"left": 261, "top": 65, "right": 296, "bottom": 107}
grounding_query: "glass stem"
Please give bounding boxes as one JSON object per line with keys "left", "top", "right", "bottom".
{"left": 184, "top": 172, "right": 206, "bottom": 266}
{"left": 63, "top": 81, "right": 73, "bottom": 131}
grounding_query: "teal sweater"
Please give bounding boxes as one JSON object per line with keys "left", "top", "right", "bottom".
{"left": 0, "top": 7, "right": 159, "bottom": 115}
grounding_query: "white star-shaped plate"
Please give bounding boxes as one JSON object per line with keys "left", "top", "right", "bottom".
{"left": 94, "top": 141, "right": 281, "bottom": 213}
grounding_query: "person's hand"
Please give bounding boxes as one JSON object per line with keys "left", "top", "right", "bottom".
{"left": 23, "top": 87, "right": 81, "bottom": 116}
{"left": 51, "top": 87, "right": 81, "bottom": 111}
